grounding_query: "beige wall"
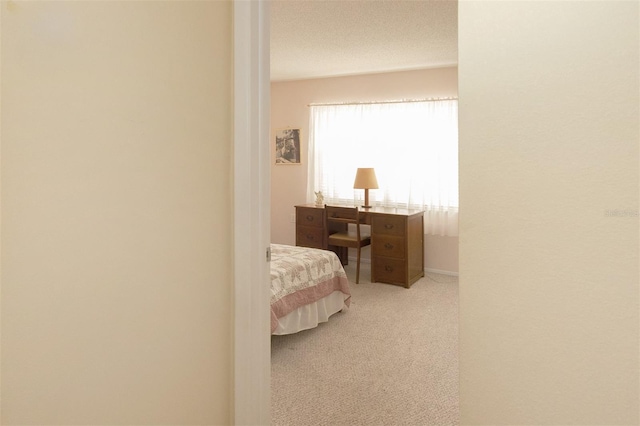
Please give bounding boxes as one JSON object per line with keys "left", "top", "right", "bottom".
{"left": 271, "top": 67, "right": 459, "bottom": 273}
{"left": 459, "top": 1, "right": 639, "bottom": 425}
{"left": 1, "top": 1, "right": 232, "bottom": 424}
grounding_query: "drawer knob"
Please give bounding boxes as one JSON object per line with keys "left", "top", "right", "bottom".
{"left": 306, "top": 234, "right": 315, "bottom": 240}
{"left": 306, "top": 215, "right": 314, "bottom": 222}
{"left": 384, "top": 265, "right": 394, "bottom": 272}
{"left": 384, "top": 224, "right": 394, "bottom": 230}
{"left": 384, "top": 243, "right": 394, "bottom": 250}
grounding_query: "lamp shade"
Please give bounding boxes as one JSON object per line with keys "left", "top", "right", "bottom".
{"left": 353, "top": 168, "right": 379, "bottom": 189}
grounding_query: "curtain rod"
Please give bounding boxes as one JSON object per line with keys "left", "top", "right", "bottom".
{"left": 308, "top": 97, "right": 457, "bottom": 107}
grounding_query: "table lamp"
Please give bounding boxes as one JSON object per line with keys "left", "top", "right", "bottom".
{"left": 353, "top": 167, "right": 379, "bottom": 209}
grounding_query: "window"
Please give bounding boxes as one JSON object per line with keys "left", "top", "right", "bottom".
{"left": 307, "top": 99, "right": 458, "bottom": 236}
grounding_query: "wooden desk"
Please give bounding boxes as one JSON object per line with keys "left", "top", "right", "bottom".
{"left": 295, "top": 204, "right": 425, "bottom": 288}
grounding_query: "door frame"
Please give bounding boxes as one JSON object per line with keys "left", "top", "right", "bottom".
{"left": 233, "top": 1, "right": 271, "bottom": 425}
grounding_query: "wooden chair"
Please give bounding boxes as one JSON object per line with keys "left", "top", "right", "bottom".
{"left": 325, "top": 205, "right": 371, "bottom": 284}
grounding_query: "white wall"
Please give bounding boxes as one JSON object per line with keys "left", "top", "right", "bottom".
{"left": 271, "top": 67, "right": 459, "bottom": 273}
{"left": 1, "top": 1, "right": 233, "bottom": 424}
{"left": 459, "top": 1, "right": 639, "bottom": 424}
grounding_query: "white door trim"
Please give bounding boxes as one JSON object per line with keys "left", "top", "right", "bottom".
{"left": 233, "top": 1, "right": 271, "bottom": 425}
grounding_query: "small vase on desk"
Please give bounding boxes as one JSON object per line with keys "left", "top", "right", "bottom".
{"left": 314, "top": 191, "right": 324, "bottom": 207}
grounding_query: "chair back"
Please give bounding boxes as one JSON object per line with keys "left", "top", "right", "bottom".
{"left": 325, "top": 205, "right": 362, "bottom": 239}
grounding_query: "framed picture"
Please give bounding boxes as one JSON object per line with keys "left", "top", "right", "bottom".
{"left": 274, "top": 128, "right": 301, "bottom": 164}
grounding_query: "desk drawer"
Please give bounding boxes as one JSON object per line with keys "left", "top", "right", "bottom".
{"left": 296, "top": 207, "right": 324, "bottom": 228}
{"left": 296, "top": 226, "right": 324, "bottom": 249}
{"left": 372, "top": 215, "right": 405, "bottom": 236}
{"left": 372, "top": 235, "right": 405, "bottom": 259}
{"left": 373, "top": 256, "right": 407, "bottom": 285}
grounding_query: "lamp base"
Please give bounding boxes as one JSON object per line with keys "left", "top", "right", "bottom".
{"left": 361, "top": 189, "right": 373, "bottom": 210}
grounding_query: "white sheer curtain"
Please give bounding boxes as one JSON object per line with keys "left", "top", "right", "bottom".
{"left": 307, "top": 100, "right": 458, "bottom": 236}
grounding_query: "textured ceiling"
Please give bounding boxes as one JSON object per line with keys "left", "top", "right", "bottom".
{"left": 270, "top": 0, "right": 458, "bottom": 81}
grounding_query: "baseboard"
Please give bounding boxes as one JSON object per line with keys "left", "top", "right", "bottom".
{"left": 425, "top": 268, "right": 459, "bottom": 277}
{"left": 347, "top": 256, "right": 458, "bottom": 277}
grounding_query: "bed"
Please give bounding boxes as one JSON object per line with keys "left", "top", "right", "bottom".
{"left": 270, "top": 243, "right": 351, "bottom": 335}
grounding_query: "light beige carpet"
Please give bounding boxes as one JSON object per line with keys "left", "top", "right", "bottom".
{"left": 271, "top": 262, "right": 459, "bottom": 426}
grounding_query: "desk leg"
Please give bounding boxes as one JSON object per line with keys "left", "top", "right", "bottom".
{"left": 329, "top": 246, "right": 348, "bottom": 265}
{"left": 371, "top": 256, "right": 375, "bottom": 282}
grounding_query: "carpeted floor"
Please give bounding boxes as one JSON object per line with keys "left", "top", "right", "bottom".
{"left": 271, "top": 262, "right": 459, "bottom": 426}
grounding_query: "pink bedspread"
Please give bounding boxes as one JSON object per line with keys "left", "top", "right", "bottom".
{"left": 270, "top": 244, "right": 351, "bottom": 333}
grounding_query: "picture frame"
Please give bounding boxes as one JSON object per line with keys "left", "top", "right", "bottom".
{"left": 274, "top": 128, "right": 301, "bottom": 165}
